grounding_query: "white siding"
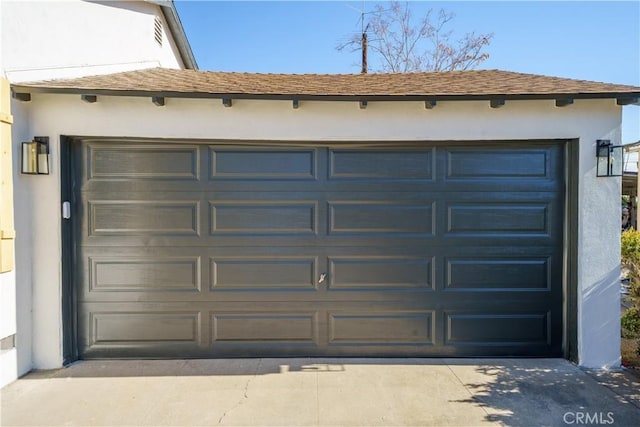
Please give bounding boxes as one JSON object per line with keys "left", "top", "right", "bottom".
{"left": 14, "top": 94, "right": 622, "bottom": 369}
{"left": 1, "top": 0, "right": 184, "bottom": 83}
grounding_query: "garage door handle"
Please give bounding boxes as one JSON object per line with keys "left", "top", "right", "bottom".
{"left": 318, "top": 273, "right": 327, "bottom": 284}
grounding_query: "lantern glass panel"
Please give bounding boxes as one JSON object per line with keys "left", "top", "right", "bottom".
{"left": 21, "top": 142, "right": 38, "bottom": 174}
{"left": 597, "top": 145, "right": 610, "bottom": 177}
{"left": 610, "top": 145, "right": 623, "bottom": 176}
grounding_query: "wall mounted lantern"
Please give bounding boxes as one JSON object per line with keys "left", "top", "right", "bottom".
{"left": 596, "top": 139, "right": 622, "bottom": 177}
{"left": 21, "top": 137, "right": 50, "bottom": 175}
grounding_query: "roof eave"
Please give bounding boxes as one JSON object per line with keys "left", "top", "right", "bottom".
{"left": 147, "top": 1, "right": 198, "bottom": 70}
{"left": 9, "top": 85, "right": 640, "bottom": 103}
{"left": 624, "top": 140, "right": 640, "bottom": 151}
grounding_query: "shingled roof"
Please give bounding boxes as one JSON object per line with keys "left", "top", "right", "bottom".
{"left": 11, "top": 68, "right": 640, "bottom": 103}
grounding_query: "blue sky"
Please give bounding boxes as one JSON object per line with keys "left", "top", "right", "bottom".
{"left": 175, "top": 1, "right": 639, "bottom": 142}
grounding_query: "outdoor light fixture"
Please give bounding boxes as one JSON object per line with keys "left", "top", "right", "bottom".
{"left": 21, "top": 137, "right": 50, "bottom": 175}
{"left": 596, "top": 139, "right": 623, "bottom": 177}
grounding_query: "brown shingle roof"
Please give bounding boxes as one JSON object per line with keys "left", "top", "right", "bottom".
{"left": 12, "top": 68, "right": 640, "bottom": 101}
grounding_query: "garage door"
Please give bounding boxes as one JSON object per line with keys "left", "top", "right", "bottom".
{"left": 71, "top": 139, "right": 564, "bottom": 358}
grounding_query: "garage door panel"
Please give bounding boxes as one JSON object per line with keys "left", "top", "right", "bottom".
{"left": 445, "top": 148, "right": 550, "bottom": 179}
{"left": 211, "top": 257, "right": 317, "bottom": 291}
{"left": 446, "top": 204, "right": 549, "bottom": 235}
{"left": 436, "top": 193, "right": 563, "bottom": 243}
{"left": 73, "top": 140, "right": 565, "bottom": 358}
{"left": 329, "top": 148, "right": 434, "bottom": 180}
{"left": 328, "top": 256, "right": 434, "bottom": 290}
{"left": 78, "top": 142, "right": 563, "bottom": 192}
{"left": 87, "top": 143, "right": 200, "bottom": 181}
{"left": 90, "top": 311, "right": 201, "bottom": 345}
{"left": 211, "top": 312, "right": 319, "bottom": 344}
{"left": 88, "top": 256, "right": 202, "bottom": 293}
{"left": 77, "top": 305, "right": 206, "bottom": 357}
{"left": 442, "top": 144, "right": 564, "bottom": 191}
{"left": 328, "top": 201, "right": 434, "bottom": 236}
{"left": 328, "top": 311, "right": 434, "bottom": 345}
{"left": 210, "top": 147, "right": 317, "bottom": 180}
{"left": 445, "top": 257, "right": 551, "bottom": 291}
{"left": 78, "top": 245, "right": 560, "bottom": 300}
{"left": 78, "top": 247, "right": 323, "bottom": 302}
{"left": 444, "top": 312, "right": 551, "bottom": 346}
{"left": 88, "top": 200, "right": 200, "bottom": 237}
{"left": 211, "top": 201, "right": 318, "bottom": 235}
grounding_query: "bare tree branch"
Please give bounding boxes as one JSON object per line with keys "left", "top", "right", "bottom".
{"left": 338, "top": 1, "right": 493, "bottom": 73}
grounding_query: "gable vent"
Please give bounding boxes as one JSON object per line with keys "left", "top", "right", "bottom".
{"left": 154, "top": 16, "right": 163, "bottom": 46}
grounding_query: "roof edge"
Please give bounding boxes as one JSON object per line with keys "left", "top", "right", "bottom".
{"left": 10, "top": 85, "right": 640, "bottom": 103}
{"left": 624, "top": 140, "right": 640, "bottom": 150}
{"left": 147, "top": 1, "right": 198, "bottom": 70}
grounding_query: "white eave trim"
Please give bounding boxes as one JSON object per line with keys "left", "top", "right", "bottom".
{"left": 146, "top": 0, "right": 198, "bottom": 70}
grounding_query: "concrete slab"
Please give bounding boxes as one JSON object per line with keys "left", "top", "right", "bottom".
{"left": 1, "top": 359, "right": 639, "bottom": 426}
{"left": 315, "top": 360, "right": 492, "bottom": 426}
{"left": 445, "top": 359, "right": 640, "bottom": 427}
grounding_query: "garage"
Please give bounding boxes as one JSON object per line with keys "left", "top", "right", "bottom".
{"left": 70, "top": 137, "right": 564, "bottom": 358}
{"left": 9, "top": 66, "right": 640, "bottom": 372}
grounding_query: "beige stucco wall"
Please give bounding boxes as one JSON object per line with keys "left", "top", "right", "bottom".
{"left": 12, "top": 93, "right": 623, "bottom": 370}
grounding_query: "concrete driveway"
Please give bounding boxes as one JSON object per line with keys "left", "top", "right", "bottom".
{"left": 1, "top": 358, "right": 639, "bottom": 426}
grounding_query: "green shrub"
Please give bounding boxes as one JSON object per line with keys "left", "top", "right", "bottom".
{"left": 622, "top": 308, "right": 640, "bottom": 338}
{"left": 621, "top": 230, "right": 640, "bottom": 310}
{"left": 621, "top": 230, "right": 640, "bottom": 351}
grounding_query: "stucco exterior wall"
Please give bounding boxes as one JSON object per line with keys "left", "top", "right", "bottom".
{"left": 0, "top": 0, "right": 190, "bottom": 387}
{"left": 0, "top": 1, "right": 16, "bottom": 390}
{"left": 13, "top": 93, "right": 622, "bottom": 369}
{"left": 0, "top": 271, "right": 17, "bottom": 387}
{"left": 8, "top": 100, "right": 33, "bottom": 381}
{"left": 1, "top": 0, "right": 183, "bottom": 83}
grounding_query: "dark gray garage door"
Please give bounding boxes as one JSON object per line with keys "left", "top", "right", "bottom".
{"left": 72, "top": 139, "right": 565, "bottom": 358}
